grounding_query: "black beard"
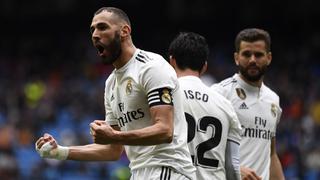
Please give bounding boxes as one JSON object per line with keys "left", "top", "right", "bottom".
{"left": 101, "top": 32, "right": 122, "bottom": 65}
{"left": 239, "top": 64, "right": 268, "bottom": 82}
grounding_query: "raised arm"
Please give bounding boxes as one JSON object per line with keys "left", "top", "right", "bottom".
{"left": 90, "top": 105, "right": 173, "bottom": 145}
{"left": 36, "top": 126, "right": 124, "bottom": 161}
{"left": 67, "top": 143, "right": 123, "bottom": 161}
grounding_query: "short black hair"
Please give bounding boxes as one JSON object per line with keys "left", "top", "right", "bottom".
{"left": 235, "top": 28, "right": 271, "bottom": 52}
{"left": 94, "top": 7, "right": 131, "bottom": 27}
{"left": 168, "top": 32, "right": 209, "bottom": 72}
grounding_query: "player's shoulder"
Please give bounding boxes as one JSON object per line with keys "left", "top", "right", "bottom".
{"left": 210, "top": 88, "right": 231, "bottom": 102}
{"left": 210, "top": 88, "right": 235, "bottom": 109}
{"left": 210, "top": 75, "right": 237, "bottom": 96}
{"left": 136, "top": 49, "right": 177, "bottom": 87}
{"left": 135, "top": 49, "right": 166, "bottom": 64}
{"left": 137, "top": 49, "right": 175, "bottom": 74}
{"left": 105, "top": 71, "right": 116, "bottom": 87}
{"left": 217, "top": 76, "right": 237, "bottom": 88}
{"left": 262, "top": 83, "right": 280, "bottom": 101}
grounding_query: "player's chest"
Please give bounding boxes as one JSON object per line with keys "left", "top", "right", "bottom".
{"left": 230, "top": 89, "right": 278, "bottom": 129}
{"left": 109, "top": 77, "right": 147, "bottom": 114}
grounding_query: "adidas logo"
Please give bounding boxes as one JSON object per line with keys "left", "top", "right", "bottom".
{"left": 239, "top": 102, "right": 248, "bottom": 109}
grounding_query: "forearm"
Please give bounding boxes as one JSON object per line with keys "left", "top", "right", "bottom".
{"left": 108, "top": 105, "right": 174, "bottom": 145}
{"left": 113, "top": 122, "right": 173, "bottom": 145}
{"left": 67, "top": 143, "right": 123, "bottom": 161}
{"left": 93, "top": 106, "right": 174, "bottom": 145}
{"left": 270, "top": 153, "right": 285, "bottom": 180}
{"left": 225, "top": 140, "right": 241, "bottom": 180}
{"left": 270, "top": 137, "right": 285, "bottom": 180}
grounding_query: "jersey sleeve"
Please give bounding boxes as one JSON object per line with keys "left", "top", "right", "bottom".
{"left": 139, "top": 59, "right": 177, "bottom": 107}
{"left": 226, "top": 100, "right": 242, "bottom": 143}
{"left": 104, "top": 79, "right": 118, "bottom": 126}
{"left": 276, "top": 98, "right": 282, "bottom": 125}
{"left": 273, "top": 99, "right": 282, "bottom": 137}
{"left": 225, "top": 140, "right": 241, "bottom": 180}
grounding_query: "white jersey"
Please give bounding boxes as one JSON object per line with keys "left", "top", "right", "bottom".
{"left": 104, "top": 49, "right": 195, "bottom": 179}
{"left": 179, "top": 76, "right": 241, "bottom": 180}
{"left": 211, "top": 74, "right": 282, "bottom": 180}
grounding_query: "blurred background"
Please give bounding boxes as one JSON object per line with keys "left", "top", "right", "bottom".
{"left": 1, "top": 0, "right": 320, "bottom": 179}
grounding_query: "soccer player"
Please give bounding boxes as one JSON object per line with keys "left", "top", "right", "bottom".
{"left": 35, "top": 7, "right": 196, "bottom": 180}
{"left": 211, "top": 28, "right": 285, "bottom": 180}
{"left": 168, "top": 32, "right": 242, "bottom": 180}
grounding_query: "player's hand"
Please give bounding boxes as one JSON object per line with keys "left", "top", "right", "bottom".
{"left": 35, "top": 133, "right": 58, "bottom": 156}
{"left": 90, "top": 120, "right": 117, "bottom": 144}
{"left": 35, "top": 133, "right": 69, "bottom": 160}
{"left": 240, "top": 166, "right": 262, "bottom": 180}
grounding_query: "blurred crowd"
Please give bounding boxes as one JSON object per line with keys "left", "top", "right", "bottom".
{"left": 0, "top": 34, "right": 131, "bottom": 179}
{"left": 0, "top": 33, "right": 319, "bottom": 180}
{"left": 1, "top": 0, "right": 320, "bottom": 180}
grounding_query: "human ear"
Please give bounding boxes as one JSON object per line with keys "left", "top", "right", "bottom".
{"left": 120, "top": 25, "right": 131, "bottom": 38}
{"left": 234, "top": 52, "right": 239, "bottom": 66}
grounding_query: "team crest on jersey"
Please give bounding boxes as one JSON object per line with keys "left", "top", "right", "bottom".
{"left": 236, "top": 88, "right": 246, "bottom": 100}
{"left": 161, "top": 89, "right": 172, "bottom": 104}
{"left": 271, "top": 103, "right": 277, "bottom": 117}
{"left": 126, "top": 79, "right": 133, "bottom": 95}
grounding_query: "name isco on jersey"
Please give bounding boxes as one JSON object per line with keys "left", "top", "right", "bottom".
{"left": 241, "top": 125, "right": 275, "bottom": 140}
{"left": 183, "top": 90, "right": 208, "bottom": 102}
{"left": 117, "top": 103, "right": 145, "bottom": 127}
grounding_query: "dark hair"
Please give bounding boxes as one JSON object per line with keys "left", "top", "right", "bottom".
{"left": 235, "top": 28, "right": 271, "bottom": 52}
{"left": 94, "top": 7, "right": 131, "bottom": 27}
{"left": 168, "top": 32, "right": 209, "bottom": 72}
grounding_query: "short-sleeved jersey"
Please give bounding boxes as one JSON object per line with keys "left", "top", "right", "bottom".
{"left": 179, "top": 76, "right": 242, "bottom": 180}
{"left": 104, "top": 49, "right": 195, "bottom": 179}
{"left": 211, "top": 74, "right": 282, "bottom": 180}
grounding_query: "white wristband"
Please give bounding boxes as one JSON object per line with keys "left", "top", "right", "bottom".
{"left": 55, "top": 145, "right": 69, "bottom": 160}
{"left": 38, "top": 142, "right": 69, "bottom": 160}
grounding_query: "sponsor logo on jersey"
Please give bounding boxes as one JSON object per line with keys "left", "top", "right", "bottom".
{"left": 117, "top": 108, "right": 145, "bottom": 127}
{"left": 161, "top": 89, "right": 172, "bottom": 104}
{"left": 242, "top": 116, "right": 274, "bottom": 140}
{"left": 239, "top": 102, "right": 249, "bottom": 109}
{"left": 126, "top": 79, "right": 133, "bottom": 95}
{"left": 236, "top": 88, "right": 246, "bottom": 100}
{"left": 117, "top": 102, "right": 145, "bottom": 127}
{"left": 241, "top": 125, "right": 275, "bottom": 140}
{"left": 271, "top": 103, "right": 277, "bottom": 117}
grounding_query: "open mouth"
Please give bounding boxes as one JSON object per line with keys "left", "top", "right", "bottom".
{"left": 96, "top": 44, "right": 105, "bottom": 54}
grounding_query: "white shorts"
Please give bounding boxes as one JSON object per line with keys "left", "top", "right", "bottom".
{"left": 131, "top": 166, "right": 193, "bottom": 180}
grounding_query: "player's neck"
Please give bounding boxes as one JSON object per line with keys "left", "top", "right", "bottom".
{"left": 176, "top": 69, "right": 200, "bottom": 78}
{"left": 239, "top": 73, "right": 263, "bottom": 87}
{"left": 113, "top": 43, "right": 136, "bottom": 69}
